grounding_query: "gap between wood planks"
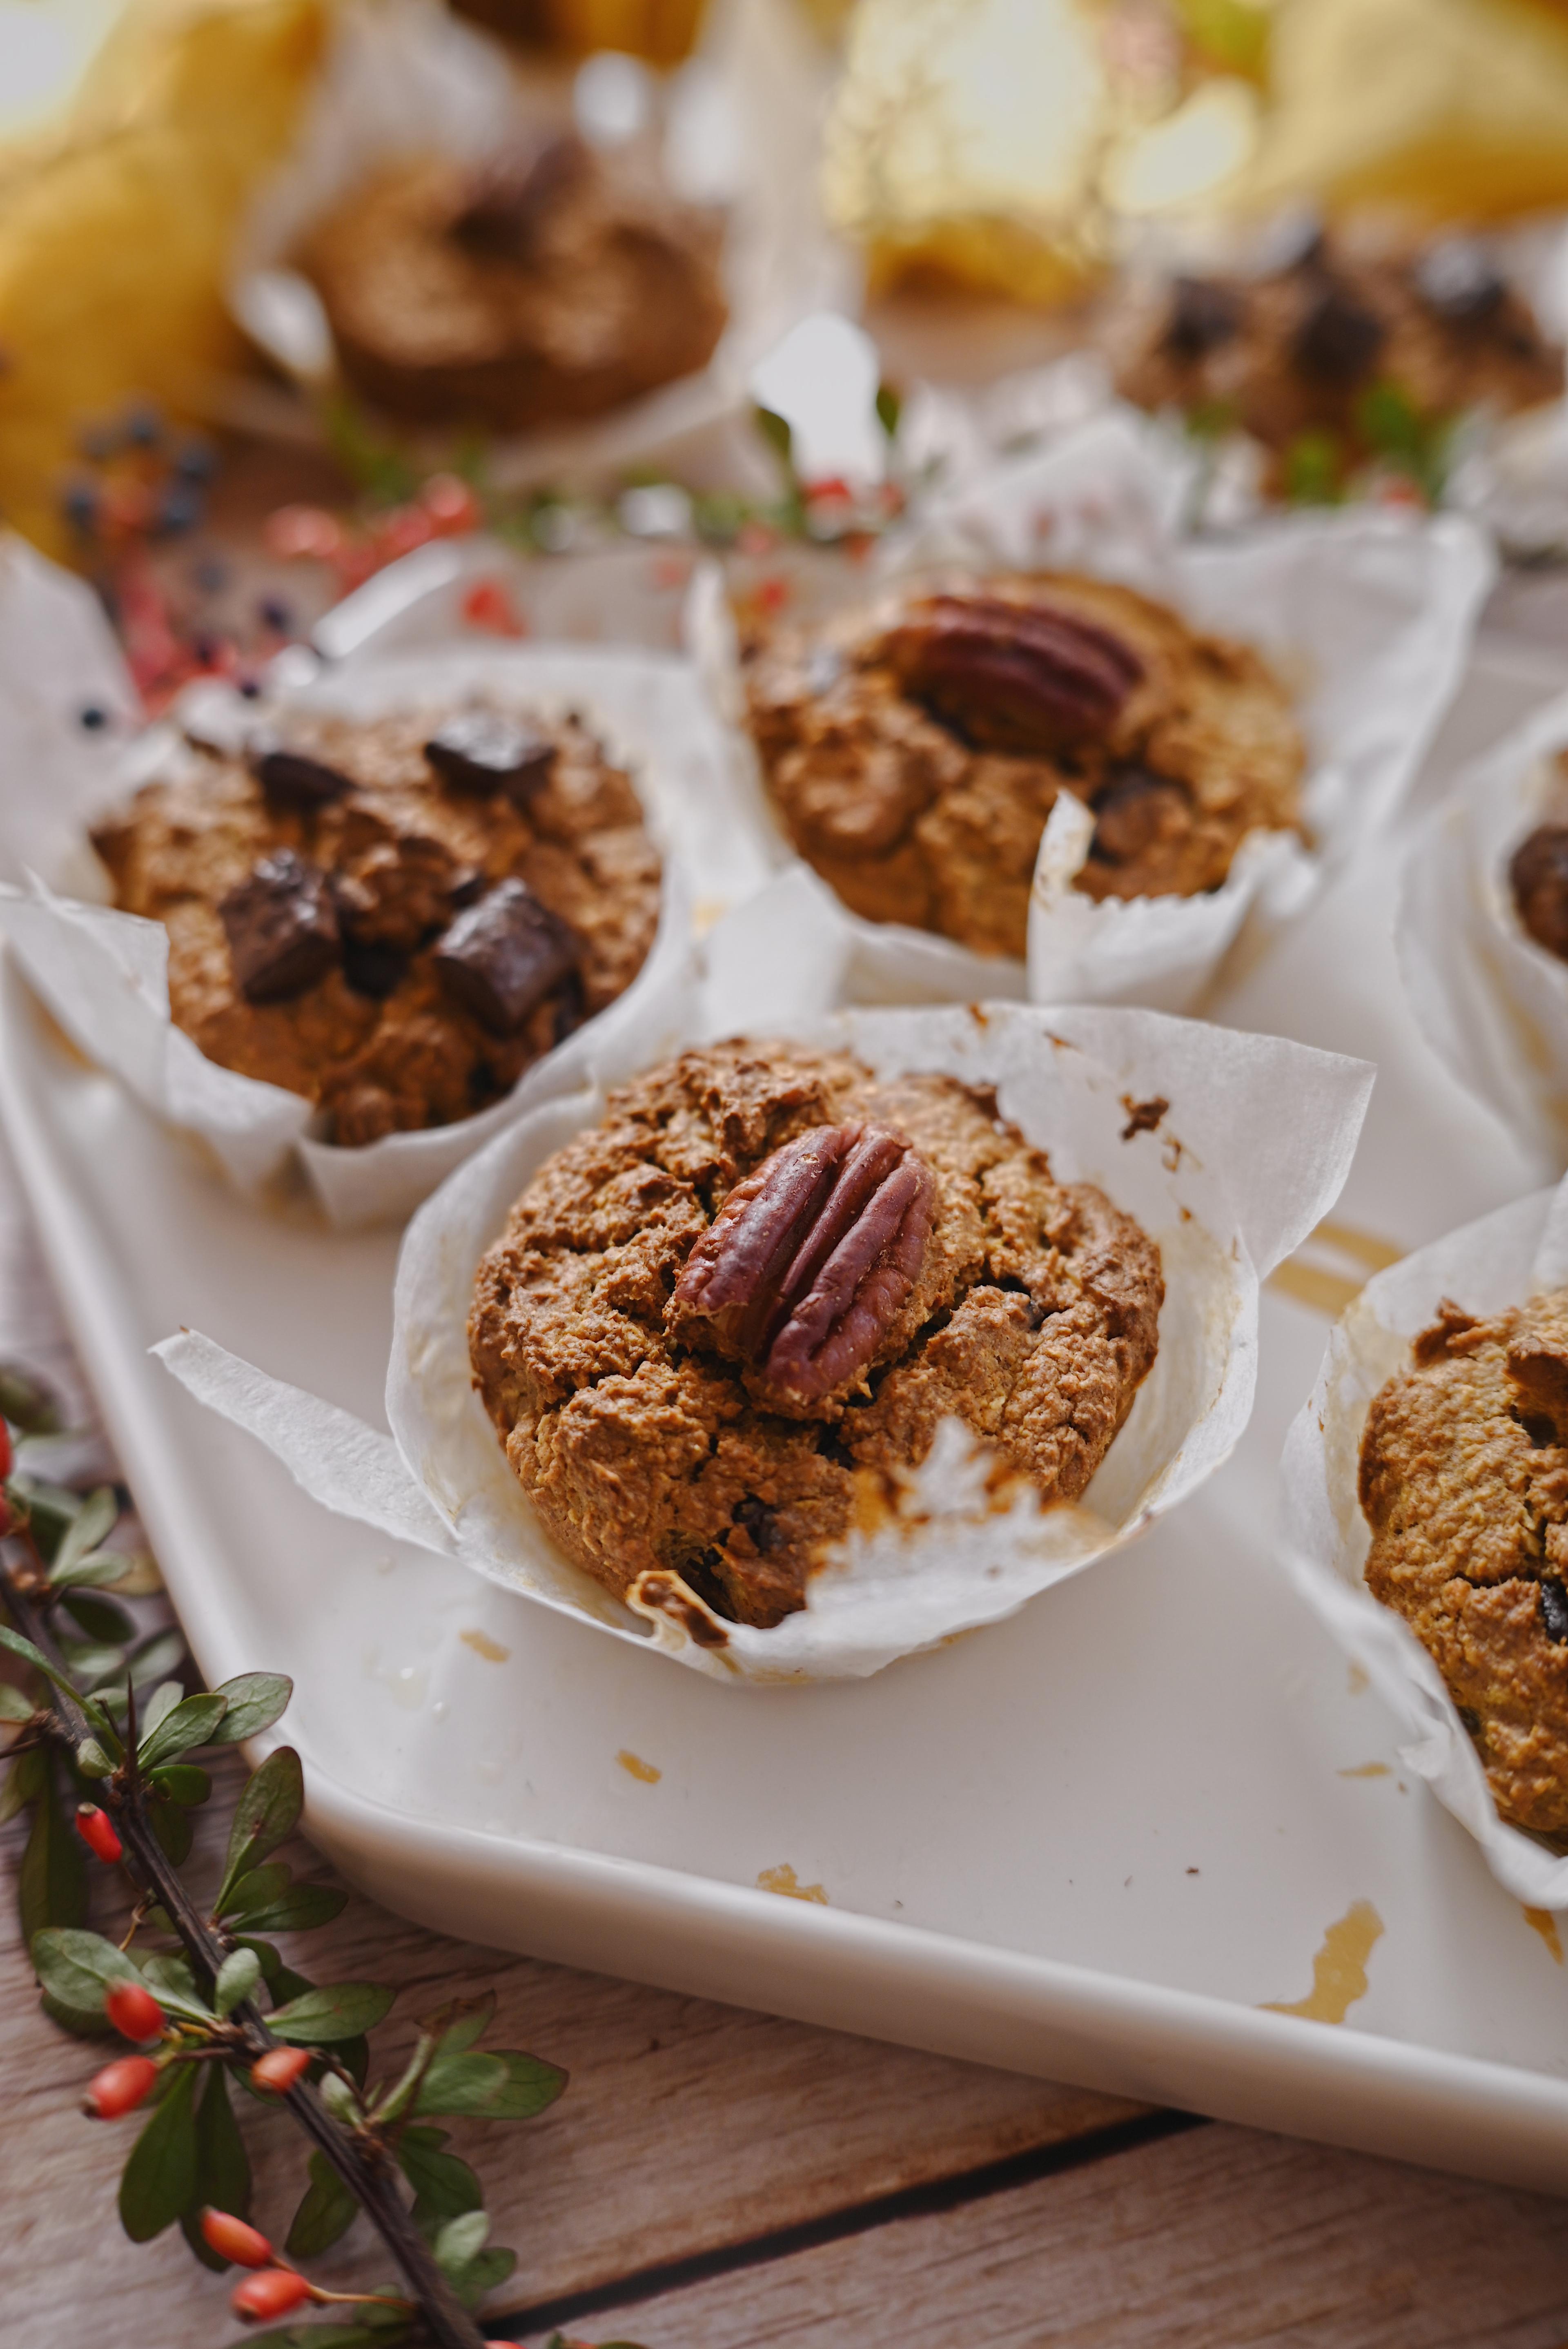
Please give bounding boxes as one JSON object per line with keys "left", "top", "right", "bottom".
{"left": 486, "top": 2107, "right": 1207, "bottom": 2338}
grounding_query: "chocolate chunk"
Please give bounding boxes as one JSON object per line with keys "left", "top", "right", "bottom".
{"left": 433, "top": 878, "right": 577, "bottom": 1034}
{"left": 451, "top": 134, "right": 589, "bottom": 261}
{"left": 219, "top": 849, "right": 340, "bottom": 1003}
{"left": 1089, "top": 767, "right": 1191, "bottom": 865}
{"left": 341, "top": 937, "right": 409, "bottom": 999}
{"left": 1163, "top": 276, "right": 1243, "bottom": 361}
{"left": 1414, "top": 238, "right": 1506, "bottom": 326}
{"left": 424, "top": 711, "right": 557, "bottom": 803}
{"left": 1542, "top": 1576, "right": 1568, "bottom": 1645}
{"left": 1510, "top": 824, "right": 1568, "bottom": 963}
{"left": 733, "top": 1495, "right": 784, "bottom": 1554}
{"left": 246, "top": 731, "right": 354, "bottom": 811}
{"left": 1291, "top": 283, "right": 1386, "bottom": 382}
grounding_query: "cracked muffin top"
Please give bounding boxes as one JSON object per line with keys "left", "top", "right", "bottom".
{"left": 89, "top": 702, "right": 660, "bottom": 1149}
{"left": 1359, "top": 1290, "right": 1568, "bottom": 1836}
{"left": 1108, "top": 227, "right": 1562, "bottom": 497}
{"left": 468, "top": 1039, "right": 1163, "bottom": 1630}
{"left": 298, "top": 130, "right": 728, "bottom": 433}
{"left": 741, "top": 570, "right": 1305, "bottom": 963}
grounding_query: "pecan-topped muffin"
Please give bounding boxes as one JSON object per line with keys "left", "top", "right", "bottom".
{"left": 1108, "top": 225, "right": 1562, "bottom": 497}
{"left": 1360, "top": 1291, "right": 1568, "bottom": 1835}
{"left": 742, "top": 573, "right": 1305, "bottom": 960}
{"left": 469, "top": 1039, "right": 1163, "bottom": 1627}
{"left": 298, "top": 130, "right": 728, "bottom": 431}
{"left": 89, "top": 704, "right": 660, "bottom": 1147}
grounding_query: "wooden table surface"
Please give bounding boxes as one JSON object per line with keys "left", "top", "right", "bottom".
{"left": 8, "top": 487, "right": 1568, "bottom": 2346}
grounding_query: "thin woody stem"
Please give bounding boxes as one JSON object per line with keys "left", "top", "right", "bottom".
{"left": 0, "top": 1547, "right": 488, "bottom": 2349}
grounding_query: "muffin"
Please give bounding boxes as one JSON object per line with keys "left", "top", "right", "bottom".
{"left": 468, "top": 1037, "right": 1163, "bottom": 1627}
{"left": 1359, "top": 1290, "right": 1568, "bottom": 1836}
{"left": 89, "top": 702, "right": 661, "bottom": 1148}
{"left": 1108, "top": 224, "right": 1563, "bottom": 497}
{"left": 297, "top": 130, "right": 728, "bottom": 432}
{"left": 740, "top": 573, "right": 1305, "bottom": 961}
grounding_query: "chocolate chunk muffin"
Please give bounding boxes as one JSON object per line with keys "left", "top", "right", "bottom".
{"left": 1108, "top": 226, "right": 1562, "bottom": 494}
{"left": 742, "top": 573, "right": 1305, "bottom": 960}
{"left": 469, "top": 1039, "right": 1163, "bottom": 1627}
{"left": 298, "top": 131, "right": 728, "bottom": 431}
{"left": 90, "top": 703, "right": 660, "bottom": 1147}
{"left": 1359, "top": 1290, "right": 1568, "bottom": 1836}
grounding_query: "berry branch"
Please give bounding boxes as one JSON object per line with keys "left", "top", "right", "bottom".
{"left": 0, "top": 1364, "right": 586, "bottom": 2348}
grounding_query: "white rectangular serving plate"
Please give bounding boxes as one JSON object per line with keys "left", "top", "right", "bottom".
{"left": 9, "top": 635, "right": 1568, "bottom": 2197}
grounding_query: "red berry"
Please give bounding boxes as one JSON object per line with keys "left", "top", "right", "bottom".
{"left": 459, "top": 577, "right": 526, "bottom": 637}
{"left": 421, "top": 471, "right": 481, "bottom": 533}
{"left": 0, "top": 1492, "right": 12, "bottom": 1539}
{"left": 74, "top": 1804, "right": 122, "bottom": 1863}
{"left": 200, "top": 2207, "right": 273, "bottom": 2267}
{"left": 249, "top": 2044, "right": 311, "bottom": 2093}
{"left": 0, "top": 1417, "right": 13, "bottom": 1478}
{"left": 233, "top": 2268, "right": 312, "bottom": 2322}
{"left": 263, "top": 504, "right": 343, "bottom": 562}
{"left": 83, "top": 2054, "right": 159, "bottom": 2118}
{"left": 104, "top": 1979, "right": 164, "bottom": 2042}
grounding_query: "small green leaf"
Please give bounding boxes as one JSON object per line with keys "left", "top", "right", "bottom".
{"left": 0, "top": 1362, "right": 63, "bottom": 1433}
{"left": 147, "top": 1792, "right": 193, "bottom": 1865}
{"left": 268, "top": 1981, "right": 395, "bottom": 2045}
{"left": 60, "top": 1588, "right": 134, "bottom": 1646}
{"left": 223, "top": 1864, "right": 345, "bottom": 1934}
{"left": 48, "top": 1546, "right": 144, "bottom": 1591}
{"left": 57, "top": 1636, "right": 126, "bottom": 1687}
{"left": 139, "top": 1952, "right": 210, "bottom": 2020}
{"left": 433, "top": 2209, "right": 488, "bottom": 2272}
{"left": 0, "top": 1623, "right": 114, "bottom": 1738}
{"left": 41, "top": 1987, "right": 117, "bottom": 2037}
{"left": 285, "top": 2149, "right": 359, "bottom": 2259}
{"left": 31, "top": 1926, "right": 140, "bottom": 2011}
{"left": 215, "top": 1946, "right": 261, "bottom": 2017}
{"left": 474, "top": 2048, "right": 569, "bottom": 2119}
{"left": 18, "top": 1765, "right": 88, "bottom": 1940}
{"left": 75, "top": 1737, "right": 114, "bottom": 1778}
{"left": 449, "top": 2244, "right": 515, "bottom": 2309}
{"left": 148, "top": 1761, "right": 210, "bottom": 1808}
{"left": 218, "top": 1746, "right": 303, "bottom": 1910}
{"left": 138, "top": 1680, "right": 185, "bottom": 1741}
{"left": 230, "top": 1933, "right": 285, "bottom": 1987}
{"left": 320, "top": 2070, "right": 361, "bottom": 2124}
{"left": 209, "top": 1671, "right": 293, "bottom": 1745}
{"left": 53, "top": 1485, "right": 119, "bottom": 1576}
{"left": 127, "top": 1627, "right": 186, "bottom": 1689}
{"left": 425, "top": 1992, "right": 494, "bottom": 2059}
{"left": 220, "top": 1861, "right": 290, "bottom": 1918}
{"left": 0, "top": 1762, "right": 26, "bottom": 1826}
{"left": 138, "top": 1690, "right": 227, "bottom": 1771}
{"left": 181, "top": 2064, "right": 252, "bottom": 2270}
{"left": 398, "top": 2128, "right": 481, "bottom": 2225}
{"left": 118, "top": 2059, "right": 199, "bottom": 2241}
{"left": 412, "top": 2049, "right": 506, "bottom": 2118}
{"left": 0, "top": 1683, "right": 37, "bottom": 1723}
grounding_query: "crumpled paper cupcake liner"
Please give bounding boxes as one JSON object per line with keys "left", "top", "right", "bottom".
{"left": 1279, "top": 1173, "right": 1568, "bottom": 1909}
{"left": 155, "top": 998, "right": 1372, "bottom": 1685}
{"left": 0, "top": 549, "right": 730, "bottom": 1227}
{"left": 1399, "top": 685, "right": 1568, "bottom": 1180}
{"left": 690, "top": 410, "right": 1493, "bottom": 1019}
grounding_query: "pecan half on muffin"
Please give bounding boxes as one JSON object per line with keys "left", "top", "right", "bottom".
{"left": 1107, "top": 225, "right": 1562, "bottom": 495}
{"left": 1508, "top": 758, "right": 1568, "bottom": 965}
{"left": 89, "top": 703, "right": 660, "bottom": 1146}
{"left": 469, "top": 1039, "right": 1163, "bottom": 1627}
{"left": 1359, "top": 1291, "right": 1568, "bottom": 1836}
{"left": 297, "top": 130, "right": 728, "bottom": 431}
{"left": 741, "top": 573, "right": 1305, "bottom": 960}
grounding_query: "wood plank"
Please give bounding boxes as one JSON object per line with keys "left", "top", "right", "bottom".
{"left": 0, "top": 1761, "right": 1138, "bottom": 2348}
{"left": 548, "top": 2118, "right": 1568, "bottom": 2349}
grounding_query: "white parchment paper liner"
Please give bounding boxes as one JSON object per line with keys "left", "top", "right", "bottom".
{"left": 691, "top": 412, "right": 1492, "bottom": 1019}
{"left": 1279, "top": 1174, "right": 1568, "bottom": 1908}
{"left": 154, "top": 1000, "right": 1371, "bottom": 1685}
{"left": 1399, "top": 688, "right": 1568, "bottom": 1181}
{"left": 0, "top": 550, "right": 723, "bottom": 1226}
{"left": 229, "top": 0, "right": 852, "bottom": 490}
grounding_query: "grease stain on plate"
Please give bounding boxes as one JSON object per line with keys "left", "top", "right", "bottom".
{"left": 1337, "top": 1761, "right": 1391, "bottom": 1779}
{"left": 460, "top": 1629, "right": 510, "bottom": 1663}
{"left": 363, "top": 1647, "right": 428, "bottom": 1711}
{"left": 757, "top": 1863, "right": 828, "bottom": 1904}
{"left": 617, "top": 1749, "right": 662, "bottom": 1784}
{"left": 1524, "top": 1906, "right": 1564, "bottom": 1963}
{"left": 1262, "top": 1900, "right": 1383, "bottom": 2023}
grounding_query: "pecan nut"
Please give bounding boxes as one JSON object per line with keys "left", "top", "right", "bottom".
{"left": 670, "top": 1121, "right": 936, "bottom": 1406}
{"left": 880, "top": 593, "right": 1144, "bottom": 755}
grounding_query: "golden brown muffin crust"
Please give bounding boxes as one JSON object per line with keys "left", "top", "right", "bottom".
{"left": 469, "top": 1039, "right": 1163, "bottom": 1627}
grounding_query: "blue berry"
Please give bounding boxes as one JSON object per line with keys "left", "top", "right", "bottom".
{"left": 78, "top": 704, "right": 108, "bottom": 731}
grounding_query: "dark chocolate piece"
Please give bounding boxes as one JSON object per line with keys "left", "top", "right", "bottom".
{"left": 1163, "top": 276, "right": 1243, "bottom": 361}
{"left": 433, "top": 878, "right": 577, "bottom": 1034}
{"left": 1510, "top": 823, "right": 1568, "bottom": 963}
{"left": 219, "top": 849, "right": 340, "bottom": 1004}
{"left": 1088, "top": 767, "right": 1191, "bottom": 865}
{"left": 1542, "top": 1576, "right": 1568, "bottom": 1645}
{"left": 424, "top": 711, "right": 557, "bottom": 803}
{"left": 1414, "top": 238, "right": 1506, "bottom": 326}
{"left": 341, "top": 937, "right": 409, "bottom": 999}
{"left": 246, "top": 731, "right": 354, "bottom": 811}
{"left": 1291, "top": 282, "right": 1386, "bottom": 382}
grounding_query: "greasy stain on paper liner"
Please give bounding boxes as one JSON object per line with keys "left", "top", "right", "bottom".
{"left": 617, "top": 1749, "right": 662, "bottom": 1784}
{"left": 1337, "top": 1762, "right": 1391, "bottom": 1779}
{"left": 459, "top": 1629, "right": 510, "bottom": 1663}
{"left": 1261, "top": 1900, "right": 1384, "bottom": 2023}
{"left": 1524, "top": 1906, "right": 1565, "bottom": 1963}
{"left": 757, "top": 1864, "right": 828, "bottom": 1905}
